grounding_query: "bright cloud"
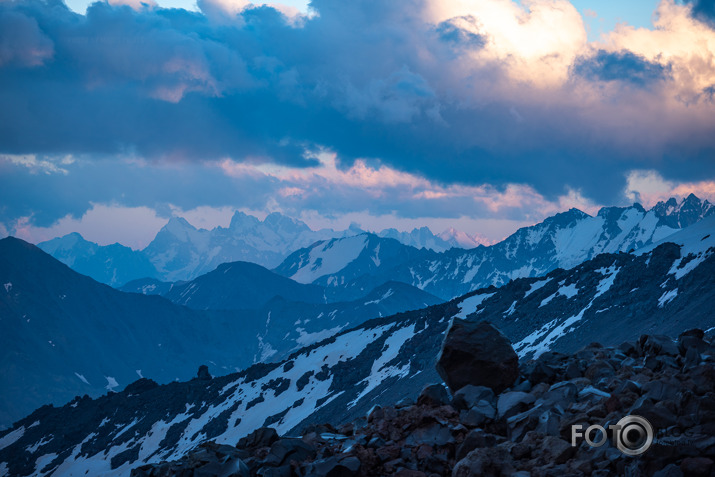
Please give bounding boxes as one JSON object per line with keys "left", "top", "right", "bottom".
{"left": 625, "top": 169, "right": 715, "bottom": 207}
{"left": 426, "top": 0, "right": 588, "bottom": 86}
{"left": 1, "top": 0, "right": 714, "bottom": 244}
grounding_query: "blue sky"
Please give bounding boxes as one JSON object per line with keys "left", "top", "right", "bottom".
{"left": 1, "top": 0, "right": 714, "bottom": 248}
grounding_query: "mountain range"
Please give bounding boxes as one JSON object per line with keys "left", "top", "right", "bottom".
{"left": 2, "top": 213, "right": 713, "bottom": 476}
{"left": 38, "top": 212, "right": 475, "bottom": 286}
{"left": 275, "top": 194, "right": 714, "bottom": 300}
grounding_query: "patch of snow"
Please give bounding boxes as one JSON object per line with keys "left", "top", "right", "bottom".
{"left": 515, "top": 305, "right": 591, "bottom": 358}
{"left": 658, "top": 289, "right": 678, "bottom": 308}
{"left": 455, "top": 292, "right": 496, "bottom": 318}
{"left": 33, "top": 452, "right": 58, "bottom": 475}
{"left": 295, "top": 326, "right": 345, "bottom": 347}
{"left": 539, "top": 281, "right": 580, "bottom": 307}
{"left": 256, "top": 336, "right": 277, "bottom": 362}
{"left": 371, "top": 243, "right": 381, "bottom": 267}
{"left": 290, "top": 235, "right": 368, "bottom": 284}
{"left": 26, "top": 435, "right": 53, "bottom": 454}
{"left": 74, "top": 372, "right": 90, "bottom": 385}
{"left": 557, "top": 283, "right": 579, "bottom": 298}
{"left": 594, "top": 264, "right": 620, "bottom": 299}
{"left": 524, "top": 278, "right": 551, "bottom": 297}
{"left": 0, "top": 426, "right": 24, "bottom": 451}
{"left": 504, "top": 301, "right": 517, "bottom": 316}
{"left": 539, "top": 293, "right": 556, "bottom": 308}
{"left": 364, "top": 288, "right": 394, "bottom": 305}
{"left": 105, "top": 376, "right": 118, "bottom": 392}
{"left": 348, "top": 324, "right": 416, "bottom": 408}
{"left": 637, "top": 215, "right": 715, "bottom": 279}
{"left": 141, "top": 284, "right": 156, "bottom": 294}
{"left": 136, "top": 370, "right": 143, "bottom": 378}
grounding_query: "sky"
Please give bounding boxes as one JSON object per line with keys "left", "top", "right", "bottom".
{"left": 1, "top": 0, "right": 714, "bottom": 249}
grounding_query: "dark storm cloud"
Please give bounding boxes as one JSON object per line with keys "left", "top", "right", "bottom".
{"left": 572, "top": 49, "right": 671, "bottom": 87}
{"left": 1, "top": 0, "right": 715, "bottom": 229}
{"left": 0, "top": 157, "right": 278, "bottom": 227}
{"left": 684, "top": 0, "right": 715, "bottom": 27}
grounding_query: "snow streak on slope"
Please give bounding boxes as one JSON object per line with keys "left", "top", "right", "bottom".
{"left": 0, "top": 314, "right": 440, "bottom": 476}
{"left": 637, "top": 214, "right": 715, "bottom": 280}
{"left": 289, "top": 236, "right": 369, "bottom": 284}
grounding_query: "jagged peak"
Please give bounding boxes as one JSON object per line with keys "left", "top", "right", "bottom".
{"left": 160, "top": 216, "right": 197, "bottom": 237}
{"left": 229, "top": 210, "right": 260, "bottom": 230}
{"left": 541, "top": 207, "right": 590, "bottom": 226}
{"left": 263, "top": 212, "right": 311, "bottom": 231}
{"left": 596, "top": 202, "right": 646, "bottom": 219}
{"left": 651, "top": 194, "right": 703, "bottom": 215}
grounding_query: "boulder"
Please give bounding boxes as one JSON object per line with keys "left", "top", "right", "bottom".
{"left": 436, "top": 319, "right": 519, "bottom": 394}
{"left": 680, "top": 457, "right": 713, "bottom": 477}
{"left": 640, "top": 335, "right": 679, "bottom": 357}
{"left": 452, "top": 385, "right": 496, "bottom": 410}
{"left": 303, "top": 455, "right": 360, "bottom": 477}
{"left": 459, "top": 401, "right": 496, "bottom": 427}
{"left": 237, "top": 427, "right": 279, "bottom": 449}
{"left": 416, "top": 383, "right": 450, "bottom": 407}
{"left": 264, "top": 438, "right": 316, "bottom": 466}
{"left": 497, "top": 391, "right": 535, "bottom": 419}
{"left": 453, "top": 447, "right": 514, "bottom": 477}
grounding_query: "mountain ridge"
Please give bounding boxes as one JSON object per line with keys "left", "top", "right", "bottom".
{"left": 38, "top": 212, "right": 471, "bottom": 286}
{"left": 277, "top": 194, "right": 714, "bottom": 300}
{"left": 2, "top": 215, "right": 713, "bottom": 475}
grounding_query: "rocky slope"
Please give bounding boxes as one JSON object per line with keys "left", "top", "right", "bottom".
{"left": 132, "top": 327, "right": 715, "bottom": 477}
{"left": 2, "top": 220, "right": 713, "bottom": 475}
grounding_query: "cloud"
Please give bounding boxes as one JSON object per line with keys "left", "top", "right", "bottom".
{"left": 684, "top": 0, "right": 715, "bottom": 27}
{"left": 573, "top": 49, "right": 670, "bottom": 87}
{"left": 0, "top": 9, "right": 54, "bottom": 67}
{"left": 625, "top": 169, "right": 715, "bottom": 207}
{"left": 0, "top": 0, "right": 714, "bottom": 217}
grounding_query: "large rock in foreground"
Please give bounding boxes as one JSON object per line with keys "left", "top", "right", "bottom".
{"left": 436, "top": 319, "right": 519, "bottom": 393}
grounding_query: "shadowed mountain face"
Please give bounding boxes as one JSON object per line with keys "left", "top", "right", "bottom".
{"left": 0, "top": 237, "right": 264, "bottom": 428}
{"left": 0, "top": 238, "right": 443, "bottom": 429}
{"left": 122, "top": 261, "right": 443, "bottom": 364}
{"left": 161, "top": 261, "right": 331, "bottom": 310}
{"left": 2, "top": 217, "right": 713, "bottom": 476}
{"left": 37, "top": 233, "right": 160, "bottom": 287}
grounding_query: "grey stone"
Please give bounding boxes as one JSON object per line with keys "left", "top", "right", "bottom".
{"left": 417, "top": 383, "right": 450, "bottom": 407}
{"left": 452, "top": 385, "right": 495, "bottom": 410}
{"left": 497, "top": 391, "right": 536, "bottom": 419}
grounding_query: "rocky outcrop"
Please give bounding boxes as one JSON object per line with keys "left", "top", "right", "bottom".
{"left": 436, "top": 320, "right": 519, "bottom": 394}
{"left": 132, "top": 327, "right": 715, "bottom": 477}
